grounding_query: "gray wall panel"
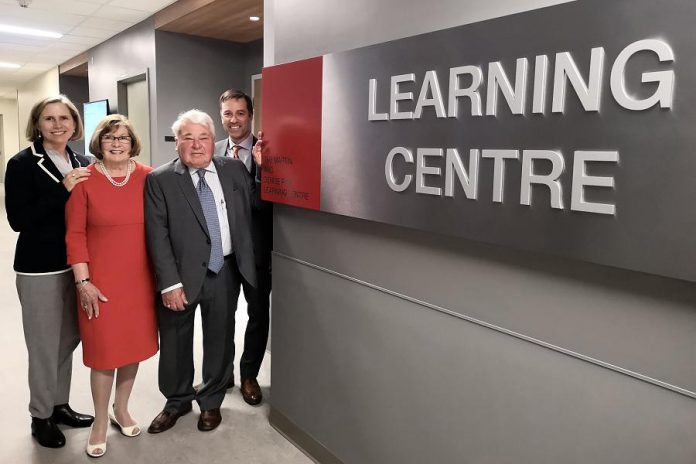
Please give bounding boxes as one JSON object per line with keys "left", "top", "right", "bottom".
{"left": 88, "top": 27, "right": 262, "bottom": 168}
{"left": 154, "top": 32, "right": 262, "bottom": 166}
{"left": 58, "top": 75, "right": 89, "bottom": 155}
{"left": 88, "top": 19, "right": 158, "bottom": 161}
{"left": 273, "top": 255, "right": 696, "bottom": 464}
{"left": 267, "top": 0, "right": 696, "bottom": 461}
{"left": 274, "top": 206, "right": 696, "bottom": 394}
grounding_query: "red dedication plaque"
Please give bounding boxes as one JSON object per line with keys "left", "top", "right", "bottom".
{"left": 260, "top": 56, "right": 323, "bottom": 210}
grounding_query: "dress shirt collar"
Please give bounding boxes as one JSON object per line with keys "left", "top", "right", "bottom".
{"left": 187, "top": 160, "right": 217, "bottom": 177}
{"left": 227, "top": 134, "right": 253, "bottom": 152}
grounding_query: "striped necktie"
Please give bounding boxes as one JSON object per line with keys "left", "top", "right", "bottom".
{"left": 231, "top": 145, "right": 240, "bottom": 159}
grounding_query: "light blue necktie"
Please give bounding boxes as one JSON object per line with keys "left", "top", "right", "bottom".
{"left": 196, "top": 169, "right": 224, "bottom": 273}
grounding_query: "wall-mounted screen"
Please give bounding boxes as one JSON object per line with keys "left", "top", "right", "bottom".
{"left": 83, "top": 100, "right": 110, "bottom": 157}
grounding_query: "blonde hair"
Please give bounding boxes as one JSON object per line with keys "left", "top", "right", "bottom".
{"left": 25, "top": 95, "right": 84, "bottom": 142}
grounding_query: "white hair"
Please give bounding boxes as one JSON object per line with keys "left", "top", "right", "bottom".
{"left": 171, "top": 109, "right": 216, "bottom": 139}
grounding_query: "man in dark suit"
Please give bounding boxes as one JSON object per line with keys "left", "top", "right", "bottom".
{"left": 145, "top": 109, "right": 259, "bottom": 433}
{"left": 214, "top": 89, "right": 272, "bottom": 405}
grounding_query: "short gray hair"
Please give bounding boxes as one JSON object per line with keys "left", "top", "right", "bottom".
{"left": 171, "top": 109, "right": 216, "bottom": 139}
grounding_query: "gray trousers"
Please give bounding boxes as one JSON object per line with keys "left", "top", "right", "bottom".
{"left": 157, "top": 258, "right": 242, "bottom": 413}
{"left": 17, "top": 272, "right": 80, "bottom": 419}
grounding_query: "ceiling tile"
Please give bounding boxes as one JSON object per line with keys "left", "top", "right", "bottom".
{"left": 78, "top": 16, "right": 134, "bottom": 32}
{"left": 59, "top": 34, "right": 102, "bottom": 46}
{"left": 105, "top": 0, "right": 177, "bottom": 13}
{"left": 0, "top": 4, "right": 85, "bottom": 30}
{"left": 13, "top": 0, "right": 101, "bottom": 16}
{"left": 92, "top": 5, "right": 153, "bottom": 23}
{"left": 65, "top": 26, "right": 117, "bottom": 39}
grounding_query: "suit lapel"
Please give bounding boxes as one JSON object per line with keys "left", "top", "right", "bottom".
{"left": 174, "top": 159, "right": 210, "bottom": 238}
{"left": 215, "top": 158, "right": 238, "bottom": 235}
{"left": 30, "top": 141, "right": 65, "bottom": 184}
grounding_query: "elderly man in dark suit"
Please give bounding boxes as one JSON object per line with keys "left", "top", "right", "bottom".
{"left": 145, "top": 109, "right": 259, "bottom": 433}
{"left": 214, "top": 89, "right": 272, "bottom": 405}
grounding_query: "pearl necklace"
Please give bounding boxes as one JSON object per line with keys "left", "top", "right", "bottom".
{"left": 97, "top": 159, "right": 134, "bottom": 187}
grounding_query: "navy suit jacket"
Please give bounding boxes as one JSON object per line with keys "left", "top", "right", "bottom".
{"left": 5, "top": 140, "right": 90, "bottom": 273}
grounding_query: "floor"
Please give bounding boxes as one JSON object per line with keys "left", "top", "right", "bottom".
{"left": 0, "top": 188, "right": 312, "bottom": 464}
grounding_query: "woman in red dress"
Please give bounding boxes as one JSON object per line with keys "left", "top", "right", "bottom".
{"left": 65, "top": 114, "right": 157, "bottom": 457}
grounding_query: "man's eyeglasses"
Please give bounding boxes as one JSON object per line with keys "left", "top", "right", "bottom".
{"left": 102, "top": 134, "right": 132, "bottom": 144}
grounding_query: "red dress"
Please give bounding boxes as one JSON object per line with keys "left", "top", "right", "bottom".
{"left": 66, "top": 162, "right": 158, "bottom": 369}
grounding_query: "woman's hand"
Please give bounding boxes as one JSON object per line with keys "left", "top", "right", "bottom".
{"left": 63, "top": 167, "right": 91, "bottom": 192}
{"left": 78, "top": 282, "right": 108, "bottom": 320}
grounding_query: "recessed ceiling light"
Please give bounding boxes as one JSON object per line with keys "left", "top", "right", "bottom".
{"left": 0, "top": 62, "right": 21, "bottom": 69}
{"left": 0, "top": 24, "right": 62, "bottom": 39}
{"left": 249, "top": 16, "right": 260, "bottom": 21}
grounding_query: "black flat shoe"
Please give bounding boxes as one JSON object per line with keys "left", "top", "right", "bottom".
{"left": 52, "top": 404, "right": 94, "bottom": 428}
{"left": 31, "top": 417, "right": 66, "bottom": 448}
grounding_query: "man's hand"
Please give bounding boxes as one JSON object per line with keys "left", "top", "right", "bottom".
{"left": 162, "top": 287, "right": 188, "bottom": 311}
{"left": 252, "top": 130, "right": 265, "bottom": 167}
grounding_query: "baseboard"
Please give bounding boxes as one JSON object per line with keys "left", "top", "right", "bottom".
{"left": 269, "top": 407, "right": 344, "bottom": 464}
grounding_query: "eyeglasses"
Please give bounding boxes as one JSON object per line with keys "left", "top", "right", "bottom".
{"left": 102, "top": 134, "right": 132, "bottom": 144}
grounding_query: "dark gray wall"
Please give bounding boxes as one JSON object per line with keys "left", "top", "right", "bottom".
{"left": 244, "top": 39, "right": 263, "bottom": 80}
{"left": 59, "top": 75, "right": 89, "bottom": 155}
{"left": 86, "top": 24, "right": 263, "bottom": 168}
{"left": 154, "top": 32, "right": 263, "bottom": 166}
{"left": 87, "top": 18, "right": 158, "bottom": 164}
{"left": 268, "top": 0, "right": 696, "bottom": 463}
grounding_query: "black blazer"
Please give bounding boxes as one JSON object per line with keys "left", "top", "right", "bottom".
{"left": 214, "top": 137, "right": 273, "bottom": 270}
{"left": 144, "top": 156, "right": 260, "bottom": 301}
{"left": 5, "top": 140, "right": 90, "bottom": 273}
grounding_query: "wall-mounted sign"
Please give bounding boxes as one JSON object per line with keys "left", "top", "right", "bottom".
{"left": 262, "top": 0, "right": 696, "bottom": 282}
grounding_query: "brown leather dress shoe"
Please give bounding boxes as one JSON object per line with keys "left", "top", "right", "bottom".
{"left": 197, "top": 408, "right": 222, "bottom": 431}
{"left": 147, "top": 404, "right": 192, "bottom": 434}
{"left": 240, "top": 378, "right": 262, "bottom": 405}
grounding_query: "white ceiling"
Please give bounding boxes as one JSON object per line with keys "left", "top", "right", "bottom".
{"left": 0, "top": 0, "right": 179, "bottom": 98}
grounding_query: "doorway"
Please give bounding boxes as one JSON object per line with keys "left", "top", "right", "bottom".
{"left": 117, "top": 72, "right": 151, "bottom": 166}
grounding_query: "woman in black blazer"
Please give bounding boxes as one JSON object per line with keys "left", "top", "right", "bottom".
{"left": 4, "top": 95, "right": 94, "bottom": 449}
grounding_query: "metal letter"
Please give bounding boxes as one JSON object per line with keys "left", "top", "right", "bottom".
{"left": 416, "top": 148, "right": 443, "bottom": 196}
{"left": 532, "top": 55, "right": 549, "bottom": 114}
{"left": 482, "top": 149, "right": 519, "bottom": 203}
{"left": 520, "top": 150, "right": 565, "bottom": 209}
{"left": 552, "top": 47, "right": 605, "bottom": 113}
{"left": 447, "top": 66, "right": 483, "bottom": 117}
{"left": 486, "top": 58, "right": 528, "bottom": 116}
{"left": 570, "top": 150, "right": 619, "bottom": 215}
{"left": 445, "top": 148, "right": 479, "bottom": 199}
{"left": 368, "top": 78, "right": 389, "bottom": 121}
{"left": 390, "top": 73, "right": 416, "bottom": 120}
{"left": 610, "top": 39, "right": 675, "bottom": 111}
{"left": 385, "top": 147, "right": 414, "bottom": 192}
{"left": 414, "top": 70, "right": 447, "bottom": 119}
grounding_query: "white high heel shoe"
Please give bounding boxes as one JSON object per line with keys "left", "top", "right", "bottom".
{"left": 85, "top": 425, "right": 107, "bottom": 458}
{"left": 109, "top": 406, "right": 141, "bottom": 437}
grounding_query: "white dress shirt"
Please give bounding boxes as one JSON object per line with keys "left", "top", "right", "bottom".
{"left": 46, "top": 149, "right": 73, "bottom": 176}
{"left": 226, "top": 134, "right": 254, "bottom": 174}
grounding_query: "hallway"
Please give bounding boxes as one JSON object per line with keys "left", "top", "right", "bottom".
{"left": 0, "top": 188, "right": 311, "bottom": 464}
